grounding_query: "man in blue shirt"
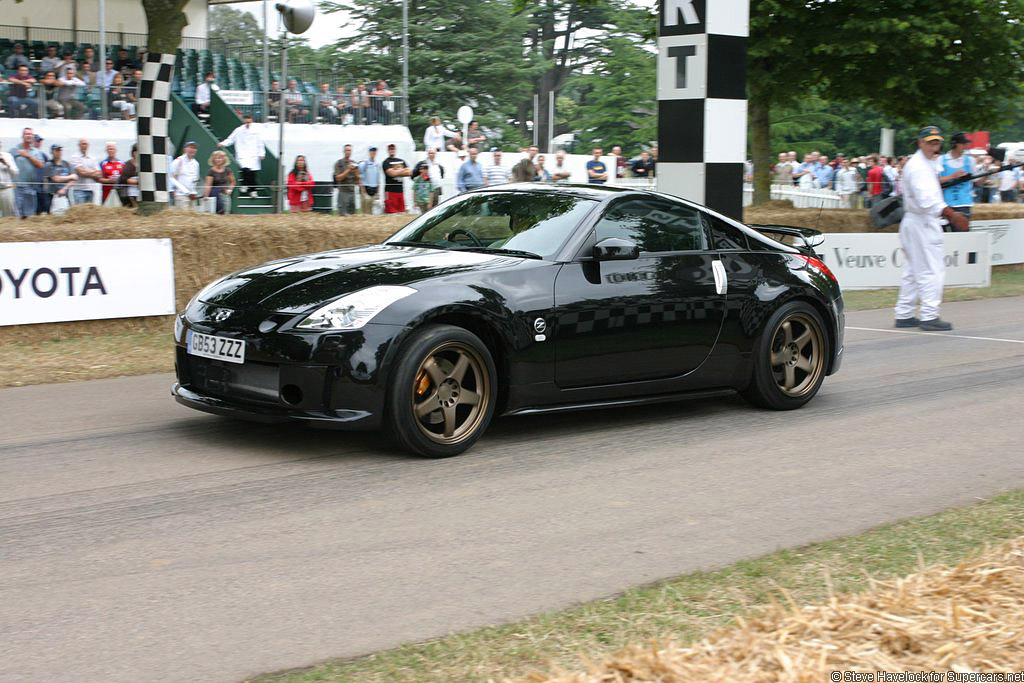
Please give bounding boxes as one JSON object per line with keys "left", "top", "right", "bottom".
{"left": 938, "top": 132, "right": 975, "bottom": 230}
{"left": 13, "top": 127, "right": 45, "bottom": 218}
{"left": 586, "top": 147, "right": 608, "bottom": 184}
{"left": 358, "top": 146, "right": 381, "bottom": 214}
{"left": 813, "top": 155, "right": 835, "bottom": 189}
{"left": 456, "top": 147, "right": 484, "bottom": 193}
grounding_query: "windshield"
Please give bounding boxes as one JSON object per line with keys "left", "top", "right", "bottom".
{"left": 385, "top": 191, "right": 598, "bottom": 259}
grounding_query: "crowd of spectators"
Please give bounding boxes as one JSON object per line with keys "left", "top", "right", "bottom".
{"left": 267, "top": 78, "right": 400, "bottom": 125}
{"left": 0, "top": 127, "right": 141, "bottom": 217}
{"left": 0, "top": 127, "right": 247, "bottom": 218}
{"left": 2, "top": 42, "right": 146, "bottom": 120}
{"left": 2, "top": 117, "right": 662, "bottom": 219}
{"left": 767, "top": 145, "right": 1024, "bottom": 209}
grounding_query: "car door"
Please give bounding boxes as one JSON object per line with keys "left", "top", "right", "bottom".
{"left": 553, "top": 196, "right": 726, "bottom": 388}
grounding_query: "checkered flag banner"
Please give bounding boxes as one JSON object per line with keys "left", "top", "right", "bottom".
{"left": 137, "top": 52, "right": 176, "bottom": 204}
{"left": 657, "top": 0, "right": 749, "bottom": 220}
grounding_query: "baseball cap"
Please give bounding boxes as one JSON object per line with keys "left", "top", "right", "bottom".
{"left": 387, "top": 143, "right": 396, "bottom": 148}
{"left": 918, "top": 126, "right": 943, "bottom": 142}
{"left": 368, "top": 146, "right": 377, "bottom": 151}
{"left": 184, "top": 140, "right": 198, "bottom": 147}
{"left": 951, "top": 132, "right": 970, "bottom": 145}
{"left": 50, "top": 144, "right": 62, "bottom": 151}
{"left": 34, "top": 134, "right": 42, "bottom": 142}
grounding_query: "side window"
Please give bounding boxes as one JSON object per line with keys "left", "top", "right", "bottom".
{"left": 704, "top": 214, "right": 750, "bottom": 251}
{"left": 593, "top": 198, "right": 707, "bottom": 253}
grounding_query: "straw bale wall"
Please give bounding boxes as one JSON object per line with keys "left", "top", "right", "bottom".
{"left": 0, "top": 206, "right": 408, "bottom": 344}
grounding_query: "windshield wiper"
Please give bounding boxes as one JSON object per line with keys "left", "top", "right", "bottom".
{"left": 386, "top": 241, "right": 451, "bottom": 250}
{"left": 454, "top": 246, "right": 543, "bottom": 259}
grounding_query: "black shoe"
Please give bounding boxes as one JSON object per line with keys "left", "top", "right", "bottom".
{"left": 894, "top": 317, "right": 919, "bottom": 328}
{"left": 919, "top": 318, "right": 953, "bottom": 331}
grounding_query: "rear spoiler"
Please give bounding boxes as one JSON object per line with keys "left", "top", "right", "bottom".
{"left": 748, "top": 224, "right": 825, "bottom": 257}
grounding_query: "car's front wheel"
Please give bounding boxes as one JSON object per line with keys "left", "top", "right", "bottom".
{"left": 386, "top": 324, "right": 497, "bottom": 457}
{"left": 743, "top": 301, "right": 829, "bottom": 410}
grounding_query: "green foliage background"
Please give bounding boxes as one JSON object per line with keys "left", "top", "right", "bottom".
{"left": 209, "top": 1, "right": 1024, "bottom": 162}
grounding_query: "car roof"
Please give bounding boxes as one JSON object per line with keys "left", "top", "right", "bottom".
{"left": 466, "top": 182, "right": 636, "bottom": 199}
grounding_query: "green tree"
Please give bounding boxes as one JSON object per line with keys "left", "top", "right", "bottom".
{"left": 321, "top": 0, "right": 543, "bottom": 147}
{"left": 208, "top": 5, "right": 265, "bottom": 56}
{"left": 518, "top": 0, "right": 627, "bottom": 146}
{"left": 564, "top": 26, "right": 656, "bottom": 153}
{"left": 749, "top": 0, "right": 1024, "bottom": 204}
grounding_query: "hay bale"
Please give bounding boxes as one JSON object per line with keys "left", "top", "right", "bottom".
{"left": 0, "top": 208, "right": 410, "bottom": 344}
{"left": 521, "top": 537, "right": 1024, "bottom": 682}
{"left": 744, "top": 203, "right": 1024, "bottom": 234}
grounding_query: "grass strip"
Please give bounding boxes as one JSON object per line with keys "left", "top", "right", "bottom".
{"left": 841, "top": 269, "right": 1024, "bottom": 312}
{"left": 3, "top": 272, "right": 1022, "bottom": 389}
{"left": 253, "top": 489, "right": 1024, "bottom": 683}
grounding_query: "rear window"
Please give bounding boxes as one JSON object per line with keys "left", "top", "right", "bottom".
{"left": 703, "top": 214, "right": 749, "bottom": 251}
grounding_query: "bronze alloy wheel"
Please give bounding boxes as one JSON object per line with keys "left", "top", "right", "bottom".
{"left": 411, "top": 341, "right": 491, "bottom": 445}
{"left": 769, "top": 312, "right": 825, "bottom": 398}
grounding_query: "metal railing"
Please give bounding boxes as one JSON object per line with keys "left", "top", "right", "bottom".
{"left": 205, "top": 90, "right": 408, "bottom": 126}
{"left": 0, "top": 25, "right": 206, "bottom": 51}
{"left": 1, "top": 82, "right": 139, "bottom": 121}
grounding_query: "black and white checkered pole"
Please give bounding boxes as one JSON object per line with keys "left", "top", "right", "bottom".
{"left": 137, "top": 52, "right": 176, "bottom": 205}
{"left": 657, "top": 0, "right": 748, "bottom": 220}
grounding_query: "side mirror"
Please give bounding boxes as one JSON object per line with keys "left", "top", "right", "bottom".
{"left": 593, "top": 237, "right": 640, "bottom": 261}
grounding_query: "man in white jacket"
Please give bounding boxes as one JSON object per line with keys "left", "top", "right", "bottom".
{"left": 219, "top": 113, "right": 266, "bottom": 197}
{"left": 423, "top": 116, "right": 458, "bottom": 152}
{"left": 170, "top": 141, "right": 201, "bottom": 209}
{"left": 894, "top": 126, "right": 968, "bottom": 331}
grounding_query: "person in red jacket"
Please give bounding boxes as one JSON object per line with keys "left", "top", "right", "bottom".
{"left": 287, "top": 155, "right": 314, "bottom": 212}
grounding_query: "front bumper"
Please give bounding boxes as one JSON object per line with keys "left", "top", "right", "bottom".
{"left": 172, "top": 382, "right": 375, "bottom": 427}
{"left": 172, "top": 315, "right": 407, "bottom": 430}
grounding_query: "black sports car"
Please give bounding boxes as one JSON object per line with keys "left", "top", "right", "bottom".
{"left": 173, "top": 184, "right": 843, "bottom": 457}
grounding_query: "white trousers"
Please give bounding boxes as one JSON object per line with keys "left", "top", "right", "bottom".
{"left": 895, "top": 213, "right": 945, "bottom": 321}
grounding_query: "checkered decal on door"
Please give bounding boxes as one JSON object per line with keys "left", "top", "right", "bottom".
{"left": 558, "top": 301, "right": 717, "bottom": 337}
{"left": 137, "top": 52, "right": 176, "bottom": 204}
{"left": 657, "top": 0, "right": 748, "bottom": 220}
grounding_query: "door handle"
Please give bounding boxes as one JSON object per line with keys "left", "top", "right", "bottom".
{"left": 712, "top": 259, "right": 727, "bottom": 295}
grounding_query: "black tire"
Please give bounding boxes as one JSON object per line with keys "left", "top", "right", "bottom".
{"left": 385, "top": 324, "right": 498, "bottom": 457}
{"left": 743, "top": 301, "right": 829, "bottom": 410}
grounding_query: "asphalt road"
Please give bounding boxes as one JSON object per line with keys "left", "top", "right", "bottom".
{"left": 2, "top": 297, "right": 1023, "bottom": 683}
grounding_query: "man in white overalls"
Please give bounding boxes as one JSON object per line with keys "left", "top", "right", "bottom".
{"left": 894, "top": 126, "right": 968, "bottom": 331}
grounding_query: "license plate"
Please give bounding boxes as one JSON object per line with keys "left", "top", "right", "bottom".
{"left": 187, "top": 330, "right": 246, "bottom": 364}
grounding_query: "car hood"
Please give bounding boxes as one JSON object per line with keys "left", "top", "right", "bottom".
{"left": 199, "top": 244, "right": 524, "bottom": 313}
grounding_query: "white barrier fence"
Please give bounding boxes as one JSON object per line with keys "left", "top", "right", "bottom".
{"left": 742, "top": 183, "right": 844, "bottom": 209}
{"left": 819, "top": 232, "right": 992, "bottom": 290}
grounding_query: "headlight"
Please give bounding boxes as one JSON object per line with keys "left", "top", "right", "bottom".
{"left": 296, "top": 286, "right": 417, "bottom": 330}
{"left": 174, "top": 315, "right": 184, "bottom": 342}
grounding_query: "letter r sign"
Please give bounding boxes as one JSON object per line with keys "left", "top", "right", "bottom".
{"left": 660, "top": 0, "right": 705, "bottom": 36}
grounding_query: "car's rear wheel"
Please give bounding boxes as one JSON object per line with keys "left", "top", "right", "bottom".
{"left": 386, "top": 324, "right": 497, "bottom": 457}
{"left": 743, "top": 301, "right": 829, "bottom": 410}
